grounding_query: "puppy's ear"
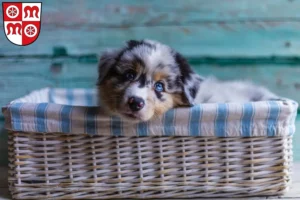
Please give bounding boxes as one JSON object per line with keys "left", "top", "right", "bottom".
{"left": 97, "top": 49, "right": 120, "bottom": 85}
{"left": 175, "top": 52, "right": 202, "bottom": 106}
{"left": 126, "top": 40, "right": 142, "bottom": 48}
{"left": 181, "top": 74, "right": 202, "bottom": 106}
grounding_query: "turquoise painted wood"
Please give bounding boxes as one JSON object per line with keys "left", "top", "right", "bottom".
{"left": 3, "top": 0, "right": 300, "bottom": 27}
{"left": 294, "top": 115, "right": 300, "bottom": 162}
{"left": 2, "top": 22, "right": 300, "bottom": 56}
{"left": 1, "top": 0, "right": 300, "bottom": 56}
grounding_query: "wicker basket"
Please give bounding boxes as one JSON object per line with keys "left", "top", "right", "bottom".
{"left": 3, "top": 88, "right": 298, "bottom": 199}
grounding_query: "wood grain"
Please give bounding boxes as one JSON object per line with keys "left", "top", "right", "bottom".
{"left": 2, "top": 0, "right": 300, "bottom": 27}
{"left": 2, "top": 21, "right": 300, "bottom": 56}
{"left": 2, "top": 0, "right": 300, "bottom": 56}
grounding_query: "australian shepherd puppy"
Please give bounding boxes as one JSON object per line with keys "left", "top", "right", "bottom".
{"left": 97, "top": 39, "right": 278, "bottom": 122}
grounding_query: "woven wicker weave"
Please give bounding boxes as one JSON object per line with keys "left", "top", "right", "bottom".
{"left": 8, "top": 131, "right": 292, "bottom": 199}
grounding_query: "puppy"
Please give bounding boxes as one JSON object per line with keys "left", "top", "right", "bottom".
{"left": 97, "top": 39, "right": 278, "bottom": 122}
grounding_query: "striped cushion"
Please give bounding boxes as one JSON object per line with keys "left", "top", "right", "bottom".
{"left": 2, "top": 87, "right": 298, "bottom": 137}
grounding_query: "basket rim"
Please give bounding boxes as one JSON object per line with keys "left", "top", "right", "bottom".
{"left": 2, "top": 87, "right": 298, "bottom": 137}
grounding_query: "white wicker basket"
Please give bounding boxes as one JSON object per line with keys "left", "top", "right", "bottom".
{"left": 2, "top": 88, "right": 298, "bottom": 199}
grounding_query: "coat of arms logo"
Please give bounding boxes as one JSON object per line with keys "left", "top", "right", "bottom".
{"left": 2, "top": 2, "right": 42, "bottom": 46}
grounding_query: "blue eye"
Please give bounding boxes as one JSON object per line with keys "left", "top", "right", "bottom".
{"left": 154, "top": 82, "right": 164, "bottom": 92}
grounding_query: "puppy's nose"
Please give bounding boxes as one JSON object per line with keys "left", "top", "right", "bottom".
{"left": 128, "top": 96, "right": 145, "bottom": 112}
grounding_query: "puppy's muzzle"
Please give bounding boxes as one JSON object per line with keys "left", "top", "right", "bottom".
{"left": 128, "top": 96, "right": 145, "bottom": 112}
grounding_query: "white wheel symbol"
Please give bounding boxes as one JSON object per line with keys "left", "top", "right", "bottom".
{"left": 24, "top": 24, "right": 37, "bottom": 37}
{"left": 6, "top": 5, "right": 19, "bottom": 19}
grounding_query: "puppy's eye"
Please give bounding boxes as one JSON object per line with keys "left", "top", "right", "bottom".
{"left": 124, "top": 70, "right": 136, "bottom": 81}
{"left": 154, "top": 82, "right": 164, "bottom": 92}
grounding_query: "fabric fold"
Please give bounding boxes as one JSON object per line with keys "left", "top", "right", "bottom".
{"left": 2, "top": 87, "right": 298, "bottom": 137}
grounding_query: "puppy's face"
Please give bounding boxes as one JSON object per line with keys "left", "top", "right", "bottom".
{"left": 97, "top": 40, "right": 201, "bottom": 122}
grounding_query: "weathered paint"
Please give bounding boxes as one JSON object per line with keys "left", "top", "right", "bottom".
{"left": 2, "top": 22, "right": 300, "bottom": 56}
{"left": 1, "top": 0, "right": 300, "bottom": 56}
{"left": 294, "top": 115, "right": 300, "bottom": 162}
{"left": 2, "top": 0, "right": 300, "bottom": 27}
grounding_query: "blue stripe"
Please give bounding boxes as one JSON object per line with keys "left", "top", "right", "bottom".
{"left": 35, "top": 103, "right": 48, "bottom": 132}
{"left": 111, "top": 116, "right": 122, "bottom": 136}
{"left": 189, "top": 105, "right": 202, "bottom": 136}
{"left": 85, "top": 107, "right": 97, "bottom": 135}
{"left": 85, "top": 90, "right": 93, "bottom": 106}
{"left": 60, "top": 105, "right": 72, "bottom": 133}
{"left": 164, "top": 109, "right": 175, "bottom": 136}
{"left": 267, "top": 101, "right": 280, "bottom": 136}
{"left": 241, "top": 103, "right": 254, "bottom": 137}
{"left": 10, "top": 103, "right": 24, "bottom": 131}
{"left": 60, "top": 89, "right": 74, "bottom": 133}
{"left": 66, "top": 89, "right": 73, "bottom": 105}
{"left": 215, "top": 104, "right": 228, "bottom": 137}
{"left": 137, "top": 122, "right": 148, "bottom": 136}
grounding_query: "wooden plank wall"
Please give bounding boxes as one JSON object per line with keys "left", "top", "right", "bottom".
{"left": 2, "top": 0, "right": 300, "bottom": 56}
{"left": 1, "top": 0, "right": 300, "bottom": 165}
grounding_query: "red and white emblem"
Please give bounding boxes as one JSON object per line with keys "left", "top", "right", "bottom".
{"left": 2, "top": 2, "right": 42, "bottom": 46}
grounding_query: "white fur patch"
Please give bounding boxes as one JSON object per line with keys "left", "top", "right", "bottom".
{"left": 194, "top": 77, "right": 278, "bottom": 103}
{"left": 123, "top": 82, "right": 148, "bottom": 104}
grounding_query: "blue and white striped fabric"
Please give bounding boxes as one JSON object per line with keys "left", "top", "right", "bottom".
{"left": 2, "top": 88, "right": 298, "bottom": 137}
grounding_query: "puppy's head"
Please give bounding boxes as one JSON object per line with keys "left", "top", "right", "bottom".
{"left": 97, "top": 39, "right": 202, "bottom": 122}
